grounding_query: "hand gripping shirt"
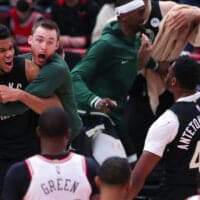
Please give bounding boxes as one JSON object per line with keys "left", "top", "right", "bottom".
{"left": 0, "top": 53, "right": 82, "bottom": 139}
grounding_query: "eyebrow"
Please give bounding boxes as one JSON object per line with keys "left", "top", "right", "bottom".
{"left": 35, "top": 35, "right": 56, "bottom": 41}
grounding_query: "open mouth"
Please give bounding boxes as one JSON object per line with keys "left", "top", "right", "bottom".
{"left": 5, "top": 61, "right": 12, "bottom": 66}
{"left": 37, "top": 53, "right": 46, "bottom": 64}
{"left": 3, "top": 61, "right": 13, "bottom": 72}
{"left": 38, "top": 54, "right": 45, "bottom": 59}
{"left": 5, "top": 60, "right": 13, "bottom": 68}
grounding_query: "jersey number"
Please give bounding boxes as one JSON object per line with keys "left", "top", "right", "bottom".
{"left": 189, "top": 141, "right": 200, "bottom": 171}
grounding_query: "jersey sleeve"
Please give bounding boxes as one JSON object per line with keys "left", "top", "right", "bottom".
{"left": 71, "top": 40, "right": 114, "bottom": 110}
{"left": 2, "top": 162, "right": 30, "bottom": 200}
{"left": 144, "top": 110, "right": 179, "bottom": 157}
{"left": 25, "top": 58, "right": 69, "bottom": 97}
{"left": 85, "top": 157, "right": 100, "bottom": 195}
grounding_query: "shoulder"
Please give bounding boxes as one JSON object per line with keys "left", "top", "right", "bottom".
{"left": 2, "top": 161, "right": 30, "bottom": 200}
{"left": 46, "top": 54, "right": 69, "bottom": 70}
{"left": 159, "top": 1, "right": 178, "bottom": 16}
{"left": 150, "top": 109, "right": 179, "bottom": 130}
{"left": 41, "top": 54, "right": 70, "bottom": 76}
{"left": 13, "top": 56, "right": 25, "bottom": 67}
{"left": 85, "top": 157, "right": 99, "bottom": 175}
{"left": 6, "top": 161, "right": 27, "bottom": 176}
{"left": 83, "top": 39, "right": 114, "bottom": 60}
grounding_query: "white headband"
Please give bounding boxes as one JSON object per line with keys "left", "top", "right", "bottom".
{"left": 115, "top": 0, "right": 144, "bottom": 16}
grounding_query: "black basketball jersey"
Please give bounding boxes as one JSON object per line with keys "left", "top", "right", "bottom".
{"left": 0, "top": 57, "right": 40, "bottom": 160}
{"left": 163, "top": 99, "right": 200, "bottom": 185}
{"left": 145, "top": 0, "right": 162, "bottom": 42}
{"left": 0, "top": 57, "right": 27, "bottom": 88}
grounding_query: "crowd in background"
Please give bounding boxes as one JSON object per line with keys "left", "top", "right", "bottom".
{"left": 0, "top": 0, "right": 199, "bottom": 200}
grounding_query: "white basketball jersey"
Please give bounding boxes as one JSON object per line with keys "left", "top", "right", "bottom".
{"left": 23, "top": 153, "right": 92, "bottom": 200}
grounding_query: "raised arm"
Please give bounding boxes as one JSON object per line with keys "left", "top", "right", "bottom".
{"left": 164, "top": 5, "right": 200, "bottom": 30}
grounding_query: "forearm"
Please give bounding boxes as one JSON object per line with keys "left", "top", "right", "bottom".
{"left": 17, "top": 90, "right": 63, "bottom": 114}
{"left": 71, "top": 73, "right": 97, "bottom": 109}
{"left": 127, "top": 176, "right": 146, "bottom": 200}
{"left": 90, "top": 194, "right": 99, "bottom": 200}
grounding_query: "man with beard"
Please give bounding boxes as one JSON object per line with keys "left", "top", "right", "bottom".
{"left": 71, "top": 0, "right": 151, "bottom": 162}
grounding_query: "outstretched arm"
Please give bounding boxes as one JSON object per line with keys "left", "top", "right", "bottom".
{"left": 165, "top": 6, "right": 200, "bottom": 30}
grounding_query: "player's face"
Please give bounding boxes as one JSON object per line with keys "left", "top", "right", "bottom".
{"left": 124, "top": 6, "right": 146, "bottom": 33}
{"left": 0, "top": 38, "right": 15, "bottom": 74}
{"left": 166, "top": 65, "right": 175, "bottom": 91}
{"left": 28, "top": 26, "right": 59, "bottom": 66}
{"left": 143, "top": 0, "right": 151, "bottom": 23}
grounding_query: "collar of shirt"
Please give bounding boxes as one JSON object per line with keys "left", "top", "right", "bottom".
{"left": 177, "top": 91, "right": 200, "bottom": 102}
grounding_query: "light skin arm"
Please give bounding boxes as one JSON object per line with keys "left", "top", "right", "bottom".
{"left": 0, "top": 59, "right": 63, "bottom": 114}
{"left": 159, "top": 1, "right": 200, "bottom": 30}
{"left": 138, "top": 34, "right": 152, "bottom": 70}
{"left": 166, "top": 6, "right": 200, "bottom": 30}
{"left": 127, "top": 151, "right": 161, "bottom": 200}
{"left": 159, "top": 1, "right": 177, "bottom": 17}
{"left": 0, "top": 86, "right": 62, "bottom": 114}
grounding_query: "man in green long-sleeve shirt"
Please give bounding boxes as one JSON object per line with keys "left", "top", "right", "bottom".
{"left": 0, "top": 19, "right": 82, "bottom": 139}
{"left": 71, "top": 0, "right": 151, "bottom": 162}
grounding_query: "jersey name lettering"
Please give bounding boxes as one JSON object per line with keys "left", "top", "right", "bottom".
{"left": 8, "top": 82, "right": 22, "bottom": 89}
{"left": 41, "top": 178, "right": 80, "bottom": 195}
{"left": 178, "top": 115, "right": 200, "bottom": 150}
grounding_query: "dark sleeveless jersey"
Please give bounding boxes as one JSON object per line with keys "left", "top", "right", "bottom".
{"left": 163, "top": 98, "right": 200, "bottom": 185}
{"left": 0, "top": 57, "right": 40, "bottom": 160}
{"left": 121, "top": 1, "right": 173, "bottom": 158}
{"left": 145, "top": 0, "right": 162, "bottom": 42}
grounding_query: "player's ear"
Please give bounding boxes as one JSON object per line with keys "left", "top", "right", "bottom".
{"left": 95, "top": 176, "right": 101, "bottom": 188}
{"left": 36, "top": 126, "right": 41, "bottom": 138}
{"left": 64, "top": 130, "right": 71, "bottom": 145}
{"left": 171, "top": 77, "right": 177, "bottom": 88}
{"left": 55, "top": 40, "right": 60, "bottom": 50}
{"left": 28, "top": 35, "right": 33, "bottom": 46}
{"left": 126, "top": 179, "right": 132, "bottom": 191}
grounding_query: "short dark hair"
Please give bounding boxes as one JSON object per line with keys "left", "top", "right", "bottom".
{"left": 103, "top": 0, "right": 116, "bottom": 4}
{"left": 173, "top": 56, "right": 200, "bottom": 90}
{"left": 0, "top": 24, "right": 11, "bottom": 40}
{"left": 16, "top": 0, "right": 30, "bottom": 12}
{"left": 32, "top": 19, "right": 60, "bottom": 39}
{"left": 38, "top": 107, "right": 70, "bottom": 138}
{"left": 115, "top": 0, "right": 133, "bottom": 7}
{"left": 99, "top": 157, "right": 131, "bottom": 185}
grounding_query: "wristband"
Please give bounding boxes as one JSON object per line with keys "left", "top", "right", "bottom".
{"left": 146, "top": 57, "right": 158, "bottom": 71}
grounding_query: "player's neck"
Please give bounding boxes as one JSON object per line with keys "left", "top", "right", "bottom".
{"left": 100, "top": 188, "right": 127, "bottom": 200}
{"left": 40, "top": 140, "right": 66, "bottom": 155}
{"left": 120, "top": 25, "right": 138, "bottom": 37}
{"left": 175, "top": 89, "right": 196, "bottom": 100}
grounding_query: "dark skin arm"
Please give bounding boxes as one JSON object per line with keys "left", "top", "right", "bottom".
{"left": 127, "top": 151, "right": 161, "bottom": 200}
